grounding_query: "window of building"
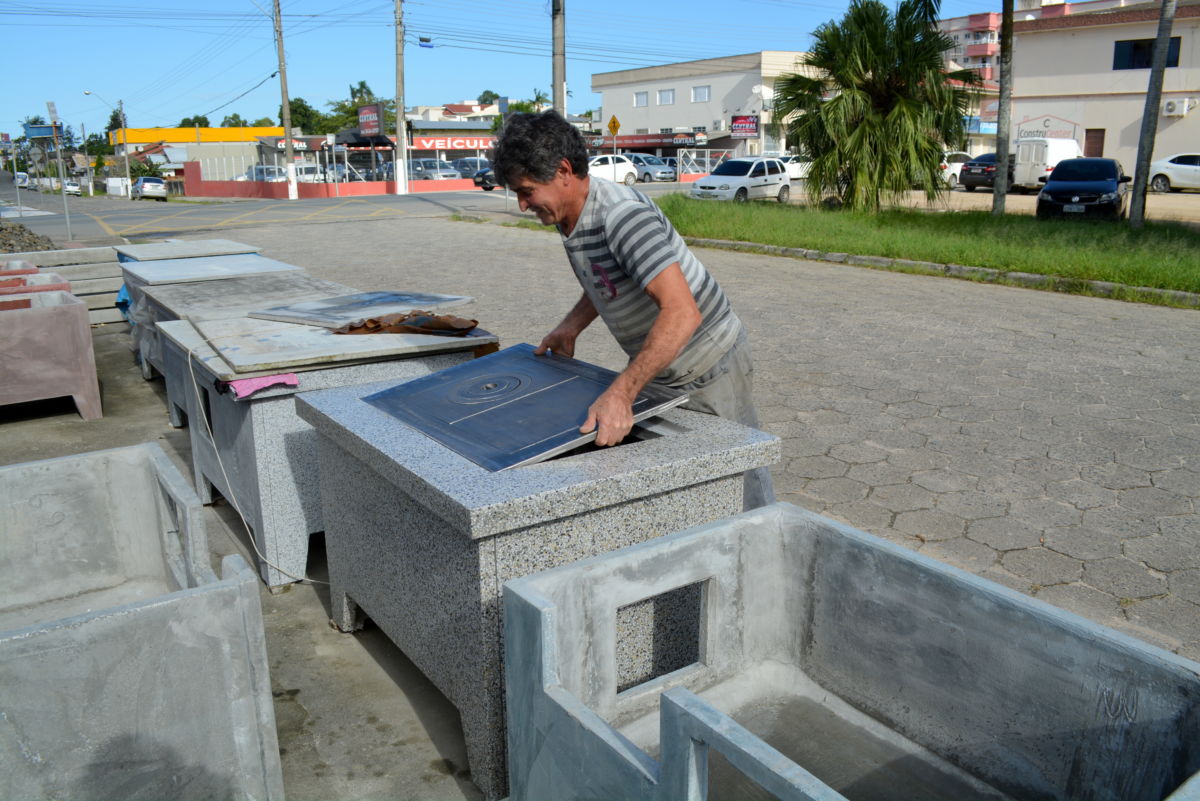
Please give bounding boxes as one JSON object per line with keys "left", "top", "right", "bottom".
{"left": 657, "top": 88, "right": 675, "bottom": 105}
{"left": 691, "top": 85, "right": 711, "bottom": 103}
{"left": 635, "top": 128, "right": 648, "bottom": 134}
{"left": 1113, "top": 37, "right": 1180, "bottom": 70}
{"left": 660, "top": 128, "right": 673, "bottom": 134}
{"left": 634, "top": 91, "right": 648, "bottom": 107}
{"left": 692, "top": 125, "right": 707, "bottom": 133}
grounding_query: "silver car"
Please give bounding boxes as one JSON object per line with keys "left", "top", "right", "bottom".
{"left": 131, "top": 176, "right": 168, "bottom": 202}
{"left": 626, "top": 153, "right": 676, "bottom": 182}
{"left": 409, "top": 159, "right": 462, "bottom": 180}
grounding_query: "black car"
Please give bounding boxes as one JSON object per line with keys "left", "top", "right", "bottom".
{"left": 960, "top": 153, "right": 1014, "bottom": 191}
{"left": 473, "top": 166, "right": 498, "bottom": 191}
{"left": 1036, "top": 158, "right": 1131, "bottom": 220}
{"left": 452, "top": 157, "right": 490, "bottom": 179}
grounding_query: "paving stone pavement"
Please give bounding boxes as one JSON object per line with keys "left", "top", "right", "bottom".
{"left": 226, "top": 213, "right": 1199, "bottom": 661}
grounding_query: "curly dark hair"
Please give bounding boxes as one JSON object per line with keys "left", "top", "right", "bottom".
{"left": 490, "top": 110, "right": 589, "bottom": 187}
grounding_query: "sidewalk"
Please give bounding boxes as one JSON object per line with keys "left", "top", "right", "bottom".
{"left": 2, "top": 212, "right": 1196, "bottom": 799}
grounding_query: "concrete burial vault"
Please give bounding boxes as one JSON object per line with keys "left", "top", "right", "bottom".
{"left": 296, "top": 345, "right": 780, "bottom": 800}
{"left": 503, "top": 502, "right": 1200, "bottom": 801}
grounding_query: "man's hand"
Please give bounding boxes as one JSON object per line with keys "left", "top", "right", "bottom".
{"left": 534, "top": 326, "right": 578, "bottom": 359}
{"left": 580, "top": 385, "right": 635, "bottom": 446}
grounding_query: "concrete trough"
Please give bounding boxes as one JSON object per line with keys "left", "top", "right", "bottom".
{"left": 0, "top": 272, "right": 71, "bottom": 295}
{"left": 504, "top": 502, "right": 1200, "bottom": 801}
{"left": 0, "top": 444, "right": 284, "bottom": 801}
{"left": 0, "top": 290, "right": 102, "bottom": 420}
{"left": 296, "top": 378, "right": 780, "bottom": 800}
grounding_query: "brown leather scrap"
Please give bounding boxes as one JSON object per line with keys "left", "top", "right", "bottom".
{"left": 332, "top": 310, "right": 479, "bottom": 337}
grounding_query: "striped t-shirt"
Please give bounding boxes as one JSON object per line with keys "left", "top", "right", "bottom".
{"left": 560, "top": 177, "right": 743, "bottom": 387}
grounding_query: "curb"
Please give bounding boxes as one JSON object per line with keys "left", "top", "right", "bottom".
{"left": 683, "top": 237, "right": 1200, "bottom": 309}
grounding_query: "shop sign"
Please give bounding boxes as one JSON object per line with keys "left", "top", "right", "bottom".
{"left": 274, "top": 138, "right": 309, "bottom": 150}
{"left": 1016, "top": 114, "right": 1079, "bottom": 140}
{"left": 730, "top": 115, "right": 759, "bottom": 139}
{"left": 412, "top": 136, "right": 496, "bottom": 150}
{"left": 358, "top": 103, "right": 383, "bottom": 136}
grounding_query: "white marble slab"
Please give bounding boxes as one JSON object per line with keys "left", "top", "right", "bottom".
{"left": 249, "top": 291, "right": 474, "bottom": 329}
{"left": 192, "top": 316, "right": 498, "bottom": 374}
{"left": 120, "top": 253, "right": 301, "bottom": 287}
{"left": 115, "top": 239, "right": 261, "bottom": 262}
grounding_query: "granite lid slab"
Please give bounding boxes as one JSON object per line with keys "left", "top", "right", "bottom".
{"left": 119, "top": 253, "right": 301, "bottom": 286}
{"left": 115, "top": 239, "right": 261, "bottom": 262}
{"left": 248, "top": 291, "right": 474, "bottom": 328}
{"left": 142, "top": 273, "right": 355, "bottom": 320}
{"left": 191, "top": 316, "right": 498, "bottom": 373}
{"left": 296, "top": 377, "right": 781, "bottom": 538}
{"left": 363, "top": 344, "right": 687, "bottom": 471}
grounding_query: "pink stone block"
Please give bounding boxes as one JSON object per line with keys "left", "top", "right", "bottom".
{"left": 0, "top": 291, "right": 102, "bottom": 420}
{"left": 0, "top": 273, "right": 71, "bottom": 295}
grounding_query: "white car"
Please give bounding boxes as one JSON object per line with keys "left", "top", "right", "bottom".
{"left": 778, "top": 154, "right": 811, "bottom": 180}
{"left": 689, "top": 157, "right": 790, "bottom": 203}
{"left": 1148, "top": 153, "right": 1200, "bottom": 193}
{"left": 941, "top": 151, "right": 972, "bottom": 187}
{"left": 131, "top": 176, "right": 168, "bottom": 201}
{"left": 63, "top": 180, "right": 82, "bottom": 196}
{"left": 588, "top": 154, "right": 637, "bottom": 185}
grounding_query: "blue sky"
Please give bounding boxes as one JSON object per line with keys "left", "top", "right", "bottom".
{"left": 2, "top": 0, "right": 996, "bottom": 142}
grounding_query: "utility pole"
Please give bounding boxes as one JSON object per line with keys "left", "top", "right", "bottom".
{"left": 1128, "top": 0, "right": 1177, "bottom": 228}
{"left": 273, "top": 0, "right": 299, "bottom": 200}
{"left": 394, "top": 0, "right": 409, "bottom": 194}
{"left": 552, "top": 0, "right": 566, "bottom": 115}
{"left": 119, "top": 100, "right": 132, "bottom": 200}
{"left": 46, "top": 101, "right": 73, "bottom": 241}
{"left": 81, "top": 122, "right": 94, "bottom": 196}
{"left": 991, "top": 0, "right": 1013, "bottom": 215}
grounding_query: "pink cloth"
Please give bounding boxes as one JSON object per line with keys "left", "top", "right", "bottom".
{"left": 227, "top": 373, "right": 300, "bottom": 399}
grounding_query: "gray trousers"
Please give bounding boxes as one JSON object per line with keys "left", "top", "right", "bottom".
{"left": 658, "top": 330, "right": 775, "bottom": 511}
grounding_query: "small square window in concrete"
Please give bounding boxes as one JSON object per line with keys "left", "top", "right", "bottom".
{"left": 616, "top": 580, "right": 706, "bottom": 693}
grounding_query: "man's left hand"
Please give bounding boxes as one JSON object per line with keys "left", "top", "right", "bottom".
{"left": 580, "top": 386, "right": 635, "bottom": 446}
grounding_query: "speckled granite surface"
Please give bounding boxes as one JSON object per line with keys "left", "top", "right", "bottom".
{"left": 185, "top": 352, "right": 479, "bottom": 589}
{"left": 296, "top": 378, "right": 780, "bottom": 799}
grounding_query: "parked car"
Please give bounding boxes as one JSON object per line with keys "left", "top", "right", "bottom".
{"left": 940, "top": 151, "right": 972, "bottom": 187}
{"left": 1036, "top": 157, "right": 1130, "bottom": 220}
{"left": 689, "top": 157, "right": 790, "bottom": 203}
{"left": 473, "top": 166, "right": 499, "bottom": 191}
{"left": 131, "top": 176, "right": 168, "bottom": 202}
{"left": 777, "top": 154, "right": 812, "bottom": 180}
{"left": 294, "top": 163, "right": 325, "bottom": 183}
{"left": 241, "top": 164, "right": 287, "bottom": 182}
{"left": 587, "top": 154, "right": 638, "bottom": 185}
{"left": 1148, "top": 153, "right": 1200, "bottom": 193}
{"left": 63, "top": 179, "right": 82, "bottom": 196}
{"left": 408, "top": 158, "right": 461, "bottom": 180}
{"left": 451, "top": 158, "right": 490, "bottom": 179}
{"left": 625, "top": 153, "right": 676, "bottom": 182}
{"left": 662, "top": 157, "right": 678, "bottom": 170}
{"left": 960, "top": 153, "right": 1015, "bottom": 191}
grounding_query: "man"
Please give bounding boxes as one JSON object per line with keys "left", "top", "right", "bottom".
{"left": 491, "top": 111, "right": 773, "bottom": 509}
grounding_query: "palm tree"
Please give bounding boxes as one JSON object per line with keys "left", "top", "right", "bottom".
{"left": 349, "top": 80, "right": 376, "bottom": 104}
{"left": 530, "top": 88, "right": 550, "bottom": 109}
{"left": 773, "top": 0, "right": 979, "bottom": 211}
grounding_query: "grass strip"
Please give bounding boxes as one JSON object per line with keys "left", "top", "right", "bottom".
{"left": 656, "top": 194, "right": 1200, "bottom": 294}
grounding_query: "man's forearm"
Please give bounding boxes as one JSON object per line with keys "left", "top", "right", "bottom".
{"left": 608, "top": 299, "right": 700, "bottom": 402}
{"left": 560, "top": 292, "right": 599, "bottom": 336}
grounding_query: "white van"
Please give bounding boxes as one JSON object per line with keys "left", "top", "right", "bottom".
{"left": 294, "top": 163, "right": 325, "bottom": 183}
{"left": 1012, "top": 137, "right": 1083, "bottom": 191}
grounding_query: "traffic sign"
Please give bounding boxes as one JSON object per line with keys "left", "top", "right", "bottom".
{"left": 607, "top": 116, "right": 620, "bottom": 137}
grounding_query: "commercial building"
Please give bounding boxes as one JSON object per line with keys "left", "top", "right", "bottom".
{"left": 591, "top": 52, "right": 818, "bottom": 159}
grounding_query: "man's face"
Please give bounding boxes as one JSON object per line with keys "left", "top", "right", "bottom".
{"left": 508, "top": 160, "right": 578, "bottom": 227}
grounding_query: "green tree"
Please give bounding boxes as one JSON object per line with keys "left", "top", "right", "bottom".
{"left": 349, "top": 80, "right": 376, "bottom": 104}
{"left": 325, "top": 95, "right": 395, "bottom": 134}
{"left": 251, "top": 117, "right": 275, "bottom": 127}
{"left": 282, "top": 98, "right": 330, "bottom": 134}
{"left": 105, "top": 109, "right": 123, "bottom": 132}
{"left": 477, "top": 89, "right": 500, "bottom": 105}
{"left": 85, "top": 132, "right": 114, "bottom": 156}
{"left": 221, "top": 112, "right": 247, "bottom": 127}
{"left": 130, "top": 158, "right": 161, "bottom": 177}
{"left": 772, "top": 0, "right": 979, "bottom": 210}
{"left": 530, "top": 88, "right": 550, "bottom": 108}
{"left": 490, "top": 100, "right": 537, "bottom": 132}
{"left": 179, "top": 115, "right": 211, "bottom": 127}
{"left": 94, "top": 152, "right": 106, "bottom": 174}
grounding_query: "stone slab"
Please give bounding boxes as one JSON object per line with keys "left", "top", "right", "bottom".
{"left": 115, "top": 238, "right": 260, "bottom": 262}
{"left": 191, "top": 315, "right": 499, "bottom": 374}
{"left": 120, "top": 252, "right": 301, "bottom": 287}
{"left": 249, "top": 290, "right": 475, "bottom": 328}
{"left": 1, "top": 246, "right": 117, "bottom": 267}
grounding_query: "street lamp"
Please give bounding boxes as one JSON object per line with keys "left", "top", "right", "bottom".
{"left": 83, "top": 90, "right": 132, "bottom": 200}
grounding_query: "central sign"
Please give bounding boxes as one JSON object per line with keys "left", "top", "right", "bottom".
{"left": 358, "top": 103, "right": 383, "bottom": 136}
